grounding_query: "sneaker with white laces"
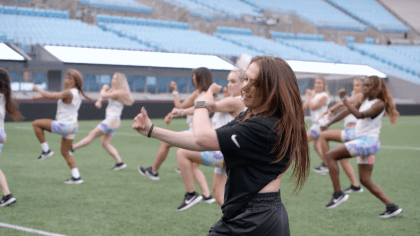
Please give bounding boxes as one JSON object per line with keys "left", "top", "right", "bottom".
{"left": 201, "top": 195, "right": 216, "bottom": 204}
{"left": 138, "top": 166, "right": 159, "bottom": 181}
{"left": 37, "top": 150, "right": 54, "bottom": 161}
{"left": 325, "top": 191, "right": 349, "bottom": 209}
{"left": 379, "top": 204, "right": 403, "bottom": 218}
{"left": 0, "top": 194, "right": 16, "bottom": 207}
{"left": 343, "top": 185, "right": 364, "bottom": 193}
{"left": 64, "top": 177, "right": 84, "bottom": 184}
{"left": 112, "top": 162, "right": 127, "bottom": 171}
{"left": 175, "top": 168, "right": 181, "bottom": 174}
{"left": 177, "top": 192, "right": 203, "bottom": 211}
{"left": 313, "top": 163, "right": 329, "bottom": 175}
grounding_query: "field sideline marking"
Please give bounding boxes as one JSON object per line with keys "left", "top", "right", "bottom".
{"left": 0, "top": 222, "right": 66, "bottom": 236}
{"left": 12, "top": 126, "right": 420, "bottom": 151}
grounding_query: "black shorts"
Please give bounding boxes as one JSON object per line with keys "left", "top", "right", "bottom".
{"left": 208, "top": 191, "right": 290, "bottom": 236}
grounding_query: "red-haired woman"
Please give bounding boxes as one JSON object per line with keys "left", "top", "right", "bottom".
{"left": 32, "top": 69, "right": 93, "bottom": 184}
{"left": 303, "top": 77, "right": 330, "bottom": 174}
{"left": 0, "top": 68, "right": 24, "bottom": 206}
{"left": 133, "top": 56, "right": 310, "bottom": 235}
{"left": 322, "top": 76, "right": 402, "bottom": 218}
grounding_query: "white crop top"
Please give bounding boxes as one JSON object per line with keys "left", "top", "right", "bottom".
{"left": 56, "top": 88, "right": 82, "bottom": 123}
{"left": 310, "top": 92, "right": 329, "bottom": 124}
{"left": 355, "top": 98, "right": 385, "bottom": 138}
{"left": 106, "top": 98, "right": 124, "bottom": 118}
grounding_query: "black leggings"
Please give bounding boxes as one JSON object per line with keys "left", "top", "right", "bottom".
{"left": 208, "top": 191, "right": 290, "bottom": 236}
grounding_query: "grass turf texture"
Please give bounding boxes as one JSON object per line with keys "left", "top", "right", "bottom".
{"left": 0, "top": 116, "right": 419, "bottom": 236}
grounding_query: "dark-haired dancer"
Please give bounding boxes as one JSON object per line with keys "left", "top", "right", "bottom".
{"left": 0, "top": 68, "right": 24, "bottom": 206}
{"left": 138, "top": 67, "right": 213, "bottom": 180}
{"left": 317, "top": 77, "right": 364, "bottom": 193}
{"left": 133, "top": 56, "right": 310, "bottom": 235}
{"left": 322, "top": 76, "right": 402, "bottom": 218}
{"left": 32, "top": 69, "right": 93, "bottom": 184}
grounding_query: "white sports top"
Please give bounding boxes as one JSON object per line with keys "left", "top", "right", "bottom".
{"left": 310, "top": 92, "right": 329, "bottom": 124}
{"left": 106, "top": 98, "right": 124, "bottom": 118}
{"left": 355, "top": 98, "right": 385, "bottom": 138}
{"left": 56, "top": 88, "right": 82, "bottom": 123}
{"left": 0, "top": 94, "right": 5, "bottom": 129}
{"left": 343, "top": 114, "right": 358, "bottom": 128}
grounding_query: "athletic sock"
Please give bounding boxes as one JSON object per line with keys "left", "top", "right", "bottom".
{"left": 186, "top": 191, "right": 196, "bottom": 197}
{"left": 71, "top": 168, "right": 81, "bottom": 179}
{"left": 41, "top": 142, "right": 50, "bottom": 153}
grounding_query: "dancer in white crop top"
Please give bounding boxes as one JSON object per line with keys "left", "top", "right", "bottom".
{"left": 0, "top": 68, "right": 24, "bottom": 206}
{"left": 32, "top": 69, "right": 93, "bottom": 184}
{"left": 316, "top": 77, "right": 365, "bottom": 193}
{"left": 322, "top": 76, "right": 402, "bottom": 218}
{"left": 138, "top": 67, "right": 213, "bottom": 182}
{"left": 302, "top": 77, "right": 330, "bottom": 170}
{"left": 173, "top": 70, "right": 246, "bottom": 210}
{"left": 72, "top": 73, "right": 133, "bottom": 171}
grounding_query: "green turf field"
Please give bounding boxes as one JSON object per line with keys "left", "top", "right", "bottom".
{"left": 0, "top": 116, "right": 419, "bottom": 236}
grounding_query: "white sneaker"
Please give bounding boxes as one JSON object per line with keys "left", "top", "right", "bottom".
{"left": 64, "top": 177, "right": 84, "bottom": 184}
{"left": 37, "top": 150, "right": 54, "bottom": 161}
{"left": 112, "top": 163, "right": 127, "bottom": 171}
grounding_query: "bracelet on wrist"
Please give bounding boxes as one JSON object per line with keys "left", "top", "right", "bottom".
{"left": 341, "top": 96, "right": 347, "bottom": 102}
{"left": 179, "top": 109, "right": 184, "bottom": 116}
{"left": 147, "top": 124, "right": 154, "bottom": 138}
{"left": 172, "top": 91, "right": 178, "bottom": 95}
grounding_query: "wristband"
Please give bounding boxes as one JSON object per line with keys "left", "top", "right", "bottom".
{"left": 179, "top": 109, "right": 184, "bottom": 116}
{"left": 172, "top": 91, "right": 178, "bottom": 95}
{"left": 147, "top": 124, "right": 154, "bottom": 138}
{"left": 341, "top": 96, "right": 347, "bottom": 102}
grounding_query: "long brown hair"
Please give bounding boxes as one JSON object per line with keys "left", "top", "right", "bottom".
{"left": 0, "top": 68, "right": 24, "bottom": 121}
{"left": 66, "top": 69, "right": 94, "bottom": 101}
{"left": 241, "top": 56, "right": 310, "bottom": 194}
{"left": 192, "top": 67, "right": 213, "bottom": 92}
{"left": 366, "top": 76, "right": 399, "bottom": 125}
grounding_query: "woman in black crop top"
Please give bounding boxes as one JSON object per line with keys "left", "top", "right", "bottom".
{"left": 133, "top": 56, "right": 310, "bottom": 236}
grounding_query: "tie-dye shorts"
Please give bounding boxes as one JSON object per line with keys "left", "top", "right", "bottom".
{"left": 97, "top": 115, "right": 121, "bottom": 135}
{"left": 201, "top": 151, "right": 224, "bottom": 168}
{"left": 341, "top": 124, "right": 357, "bottom": 142}
{"left": 309, "top": 123, "right": 322, "bottom": 138}
{"left": 51, "top": 121, "right": 78, "bottom": 140}
{"left": 0, "top": 129, "right": 6, "bottom": 152}
{"left": 345, "top": 136, "right": 380, "bottom": 162}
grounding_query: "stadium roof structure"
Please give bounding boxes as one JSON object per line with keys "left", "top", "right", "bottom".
{"left": 288, "top": 60, "right": 387, "bottom": 78}
{"left": 0, "top": 43, "right": 25, "bottom": 61}
{"left": 43, "top": 46, "right": 236, "bottom": 71}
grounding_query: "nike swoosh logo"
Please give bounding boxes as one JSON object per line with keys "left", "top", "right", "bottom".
{"left": 185, "top": 196, "right": 196, "bottom": 205}
{"left": 231, "top": 134, "right": 240, "bottom": 148}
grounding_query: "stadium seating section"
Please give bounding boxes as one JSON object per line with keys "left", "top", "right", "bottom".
{"left": 79, "top": 0, "right": 152, "bottom": 14}
{"left": 325, "top": 0, "right": 409, "bottom": 33}
{"left": 1, "top": 0, "right": 419, "bottom": 89}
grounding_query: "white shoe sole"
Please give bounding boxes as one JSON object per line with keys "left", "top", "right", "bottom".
{"left": 138, "top": 167, "right": 159, "bottom": 181}
{"left": 325, "top": 194, "right": 349, "bottom": 209}
{"left": 113, "top": 163, "right": 127, "bottom": 171}
{"left": 64, "top": 179, "right": 84, "bottom": 184}
{"left": 0, "top": 198, "right": 16, "bottom": 207}
{"left": 313, "top": 168, "right": 329, "bottom": 175}
{"left": 379, "top": 208, "right": 403, "bottom": 218}
{"left": 177, "top": 195, "right": 203, "bottom": 212}
{"left": 38, "top": 151, "right": 54, "bottom": 161}
{"left": 201, "top": 198, "right": 216, "bottom": 204}
{"left": 344, "top": 188, "right": 364, "bottom": 193}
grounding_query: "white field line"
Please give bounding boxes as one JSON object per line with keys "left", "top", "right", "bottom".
{"left": 0, "top": 222, "right": 66, "bottom": 236}
{"left": 12, "top": 126, "right": 420, "bottom": 151}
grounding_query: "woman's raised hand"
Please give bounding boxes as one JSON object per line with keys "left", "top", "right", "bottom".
{"left": 102, "top": 84, "right": 110, "bottom": 90}
{"left": 208, "top": 83, "right": 222, "bottom": 95}
{"left": 170, "top": 81, "right": 178, "bottom": 92}
{"left": 338, "top": 88, "right": 347, "bottom": 99}
{"left": 95, "top": 100, "right": 102, "bottom": 109}
{"left": 132, "top": 107, "right": 153, "bottom": 136}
